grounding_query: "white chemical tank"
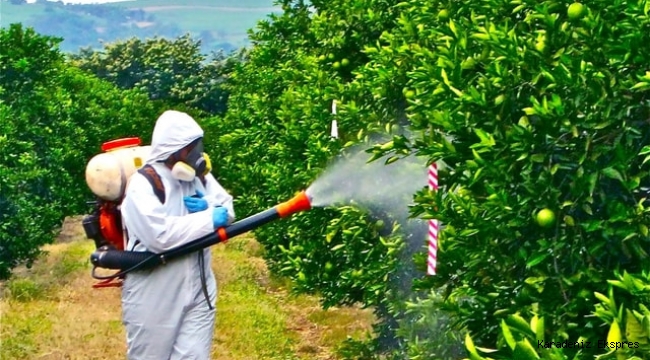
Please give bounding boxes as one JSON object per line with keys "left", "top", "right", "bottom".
{"left": 85, "top": 137, "right": 151, "bottom": 202}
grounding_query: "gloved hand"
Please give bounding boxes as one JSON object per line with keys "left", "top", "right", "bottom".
{"left": 212, "top": 206, "right": 229, "bottom": 228}
{"left": 184, "top": 190, "right": 208, "bottom": 213}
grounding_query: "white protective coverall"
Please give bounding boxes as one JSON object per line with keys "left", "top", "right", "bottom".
{"left": 120, "top": 110, "right": 235, "bottom": 360}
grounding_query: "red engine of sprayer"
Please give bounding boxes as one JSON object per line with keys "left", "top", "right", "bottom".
{"left": 83, "top": 137, "right": 150, "bottom": 288}
{"left": 96, "top": 201, "right": 125, "bottom": 251}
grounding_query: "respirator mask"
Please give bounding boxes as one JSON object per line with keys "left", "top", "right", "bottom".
{"left": 170, "top": 139, "right": 211, "bottom": 182}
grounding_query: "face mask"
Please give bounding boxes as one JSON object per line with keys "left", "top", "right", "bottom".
{"left": 170, "top": 140, "right": 208, "bottom": 182}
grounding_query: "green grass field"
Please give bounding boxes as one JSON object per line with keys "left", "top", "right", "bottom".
{"left": 0, "top": 217, "right": 375, "bottom": 360}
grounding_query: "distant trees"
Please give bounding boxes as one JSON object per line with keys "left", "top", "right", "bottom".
{"left": 71, "top": 34, "right": 245, "bottom": 116}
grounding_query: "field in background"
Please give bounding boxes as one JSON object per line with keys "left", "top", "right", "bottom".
{"left": 114, "top": 0, "right": 275, "bottom": 8}
{"left": 0, "top": 217, "right": 375, "bottom": 360}
{"left": 0, "top": 0, "right": 281, "bottom": 53}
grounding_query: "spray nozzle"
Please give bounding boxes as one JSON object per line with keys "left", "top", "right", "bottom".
{"left": 276, "top": 191, "right": 312, "bottom": 217}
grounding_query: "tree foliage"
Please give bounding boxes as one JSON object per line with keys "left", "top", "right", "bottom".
{"left": 216, "top": 0, "right": 465, "bottom": 357}
{"left": 361, "top": 0, "right": 650, "bottom": 357}
{"left": 0, "top": 24, "right": 160, "bottom": 280}
{"left": 70, "top": 35, "right": 244, "bottom": 116}
{"left": 217, "top": 0, "right": 650, "bottom": 358}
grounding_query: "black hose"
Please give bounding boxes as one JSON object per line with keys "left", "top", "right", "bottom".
{"left": 90, "top": 207, "right": 281, "bottom": 278}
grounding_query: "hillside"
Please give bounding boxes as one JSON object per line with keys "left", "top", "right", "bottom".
{"left": 0, "top": 0, "right": 281, "bottom": 53}
{"left": 0, "top": 217, "right": 375, "bottom": 360}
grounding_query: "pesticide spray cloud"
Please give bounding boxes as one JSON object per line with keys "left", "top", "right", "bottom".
{"left": 303, "top": 130, "right": 464, "bottom": 356}
{"left": 305, "top": 135, "right": 432, "bottom": 288}
{"left": 306, "top": 142, "right": 428, "bottom": 219}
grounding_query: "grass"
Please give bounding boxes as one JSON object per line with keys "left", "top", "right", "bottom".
{"left": 0, "top": 217, "right": 375, "bottom": 360}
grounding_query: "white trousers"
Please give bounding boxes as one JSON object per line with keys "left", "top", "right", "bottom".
{"left": 121, "top": 253, "right": 217, "bottom": 360}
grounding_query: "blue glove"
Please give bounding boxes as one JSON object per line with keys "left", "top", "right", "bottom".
{"left": 212, "top": 207, "right": 229, "bottom": 228}
{"left": 184, "top": 190, "right": 208, "bottom": 213}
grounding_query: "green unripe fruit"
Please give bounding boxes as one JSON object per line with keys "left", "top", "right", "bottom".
{"left": 536, "top": 208, "right": 556, "bottom": 228}
{"left": 341, "top": 58, "right": 349, "bottom": 67}
{"left": 567, "top": 3, "right": 586, "bottom": 20}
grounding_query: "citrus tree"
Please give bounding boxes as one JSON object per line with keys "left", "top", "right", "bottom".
{"left": 214, "top": 0, "right": 650, "bottom": 358}
{"left": 0, "top": 24, "right": 160, "bottom": 279}
{"left": 358, "top": 0, "right": 650, "bottom": 357}
{"left": 211, "top": 0, "right": 470, "bottom": 357}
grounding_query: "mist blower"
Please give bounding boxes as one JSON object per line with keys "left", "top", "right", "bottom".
{"left": 81, "top": 137, "right": 312, "bottom": 288}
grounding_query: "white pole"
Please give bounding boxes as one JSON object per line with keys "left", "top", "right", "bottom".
{"left": 331, "top": 100, "right": 339, "bottom": 139}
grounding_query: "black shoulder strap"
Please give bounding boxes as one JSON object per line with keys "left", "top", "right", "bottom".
{"left": 138, "top": 164, "right": 166, "bottom": 204}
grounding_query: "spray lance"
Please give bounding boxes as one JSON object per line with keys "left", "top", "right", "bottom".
{"left": 90, "top": 191, "right": 313, "bottom": 280}
{"left": 82, "top": 137, "right": 314, "bottom": 285}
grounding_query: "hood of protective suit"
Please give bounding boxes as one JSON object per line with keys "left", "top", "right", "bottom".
{"left": 147, "top": 110, "right": 204, "bottom": 163}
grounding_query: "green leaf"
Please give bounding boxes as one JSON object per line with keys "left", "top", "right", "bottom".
{"left": 448, "top": 19, "right": 458, "bottom": 37}
{"left": 512, "top": 339, "right": 541, "bottom": 359}
{"left": 330, "top": 244, "right": 345, "bottom": 251}
{"left": 500, "top": 320, "right": 517, "bottom": 351}
{"left": 564, "top": 215, "right": 575, "bottom": 226}
{"left": 465, "top": 332, "right": 485, "bottom": 360}
{"left": 507, "top": 314, "right": 535, "bottom": 338}
{"left": 602, "top": 167, "right": 624, "bottom": 183}
{"left": 474, "top": 128, "right": 496, "bottom": 147}
{"left": 587, "top": 172, "right": 598, "bottom": 195}
{"left": 531, "top": 154, "right": 545, "bottom": 163}
{"left": 626, "top": 309, "right": 649, "bottom": 344}
{"left": 526, "top": 253, "right": 549, "bottom": 268}
{"left": 535, "top": 316, "right": 545, "bottom": 340}
{"left": 595, "top": 292, "right": 612, "bottom": 308}
{"left": 608, "top": 320, "right": 623, "bottom": 343}
{"left": 631, "top": 82, "right": 650, "bottom": 91}
{"left": 523, "top": 107, "right": 537, "bottom": 115}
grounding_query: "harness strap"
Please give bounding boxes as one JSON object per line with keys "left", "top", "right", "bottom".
{"left": 138, "top": 164, "right": 166, "bottom": 204}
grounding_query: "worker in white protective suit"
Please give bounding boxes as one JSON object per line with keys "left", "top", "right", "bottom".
{"left": 120, "top": 110, "right": 235, "bottom": 360}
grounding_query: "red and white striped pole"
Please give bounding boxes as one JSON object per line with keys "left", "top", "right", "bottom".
{"left": 427, "top": 162, "right": 439, "bottom": 275}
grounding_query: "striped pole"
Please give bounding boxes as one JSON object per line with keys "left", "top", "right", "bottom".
{"left": 427, "top": 162, "right": 439, "bottom": 275}
{"left": 331, "top": 100, "right": 339, "bottom": 139}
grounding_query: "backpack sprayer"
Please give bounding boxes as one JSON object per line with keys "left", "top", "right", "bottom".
{"left": 82, "top": 137, "right": 312, "bottom": 288}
